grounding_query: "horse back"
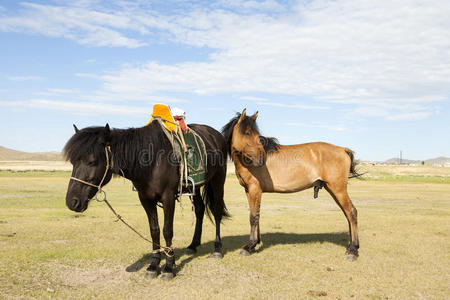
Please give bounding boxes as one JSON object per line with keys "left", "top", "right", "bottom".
{"left": 251, "top": 142, "right": 352, "bottom": 192}
{"left": 285, "top": 141, "right": 352, "bottom": 180}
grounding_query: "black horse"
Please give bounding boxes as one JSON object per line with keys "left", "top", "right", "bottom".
{"left": 64, "top": 121, "right": 229, "bottom": 280}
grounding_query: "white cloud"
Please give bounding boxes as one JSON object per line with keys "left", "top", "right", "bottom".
{"left": 0, "top": 2, "right": 146, "bottom": 48}
{"left": 74, "top": 73, "right": 102, "bottom": 79}
{"left": 351, "top": 101, "right": 436, "bottom": 121}
{"left": 256, "top": 101, "right": 329, "bottom": 110}
{"left": 85, "top": 91, "right": 188, "bottom": 103}
{"left": 89, "top": 0, "right": 449, "bottom": 119}
{"left": 217, "top": 0, "right": 286, "bottom": 12}
{"left": 7, "top": 75, "right": 43, "bottom": 81}
{"left": 0, "top": 99, "right": 150, "bottom": 116}
{"left": 385, "top": 112, "right": 432, "bottom": 121}
{"left": 286, "top": 122, "right": 348, "bottom": 131}
{"left": 1, "top": 0, "right": 449, "bottom": 120}
{"left": 35, "top": 88, "right": 80, "bottom": 96}
{"left": 47, "top": 88, "right": 78, "bottom": 94}
{"left": 241, "top": 96, "right": 268, "bottom": 102}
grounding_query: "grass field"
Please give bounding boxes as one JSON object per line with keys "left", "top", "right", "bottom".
{"left": 0, "top": 165, "right": 449, "bottom": 299}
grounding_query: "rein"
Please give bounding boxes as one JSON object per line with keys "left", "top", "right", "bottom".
{"left": 69, "top": 146, "right": 173, "bottom": 257}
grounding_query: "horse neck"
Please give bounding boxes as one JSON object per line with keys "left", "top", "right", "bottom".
{"left": 108, "top": 127, "right": 152, "bottom": 182}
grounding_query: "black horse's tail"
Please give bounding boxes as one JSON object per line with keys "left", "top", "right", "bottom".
{"left": 202, "top": 181, "right": 230, "bottom": 223}
{"left": 345, "top": 149, "right": 363, "bottom": 179}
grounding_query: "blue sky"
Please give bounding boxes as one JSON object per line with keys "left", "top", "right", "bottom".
{"left": 0, "top": 0, "right": 449, "bottom": 161}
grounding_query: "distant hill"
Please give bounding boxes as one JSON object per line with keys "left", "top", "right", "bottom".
{"left": 384, "top": 158, "right": 421, "bottom": 164}
{"left": 425, "top": 157, "right": 450, "bottom": 165}
{"left": 383, "top": 157, "right": 450, "bottom": 165}
{"left": 0, "top": 146, "right": 62, "bottom": 161}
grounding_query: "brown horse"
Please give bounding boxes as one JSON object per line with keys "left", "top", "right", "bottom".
{"left": 222, "top": 109, "right": 360, "bottom": 260}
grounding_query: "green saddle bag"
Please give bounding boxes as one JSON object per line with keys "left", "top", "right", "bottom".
{"left": 175, "top": 129, "right": 207, "bottom": 187}
{"left": 154, "top": 118, "right": 207, "bottom": 189}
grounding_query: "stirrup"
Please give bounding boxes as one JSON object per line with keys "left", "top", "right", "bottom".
{"left": 180, "top": 177, "right": 196, "bottom": 197}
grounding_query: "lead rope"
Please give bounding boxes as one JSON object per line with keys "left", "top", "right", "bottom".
{"left": 70, "top": 146, "right": 173, "bottom": 258}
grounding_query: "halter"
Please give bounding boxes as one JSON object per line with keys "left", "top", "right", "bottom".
{"left": 70, "top": 145, "right": 112, "bottom": 202}
{"left": 68, "top": 145, "right": 174, "bottom": 257}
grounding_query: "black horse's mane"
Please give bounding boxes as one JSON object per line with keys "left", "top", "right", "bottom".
{"left": 63, "top": 121, "right": 172, "bottom": 178}
{"left": 221, "top": 113, "right": 280, "bottom": 156}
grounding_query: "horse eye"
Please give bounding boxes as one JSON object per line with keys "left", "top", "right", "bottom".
{"left": 87, "top": 160, "right": 97, "bottom": 166}
{"left": 244, "top": 132, "right": 251, "bottom": 136}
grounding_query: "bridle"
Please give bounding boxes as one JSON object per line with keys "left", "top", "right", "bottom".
{"left": 70, "top": 145, "right": 112, "bottom": 201}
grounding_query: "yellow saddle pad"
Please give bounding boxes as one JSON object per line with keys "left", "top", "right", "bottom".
{"left": 146, "top": 104, "right": 177, "bottom": 132}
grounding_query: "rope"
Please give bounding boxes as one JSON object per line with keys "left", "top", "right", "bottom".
{"left": 69, "top": 146, "right": 174, "bottom": 258}
{"left": 177, "top": 125, "right": 189, "bottom": 187}
{"left": 151, "top": 115, "right": 178, "bottom": 126}
{"left": 102, "top": 197, "right": 173, "bottom": 257}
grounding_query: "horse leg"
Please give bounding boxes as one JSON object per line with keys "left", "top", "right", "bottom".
{"left": 325, "top": 183, "right": 359, "bottom": 260}
{"left": 241, "top": 184, "right": 262, "bottom": 256}
{"left": 141, "top": 200, "right": 162, "bottom": 279}
{"left": 211, "top": 174, "right": 227, "bottom": 259}
{"left": 160, "top": 193, "right": 176, "bottom": 280}
{"left": 185, "top": 191, "right": 205, "bottom": 255}
{"left": 257, "top": 222, "right": 261, "bottom": 244}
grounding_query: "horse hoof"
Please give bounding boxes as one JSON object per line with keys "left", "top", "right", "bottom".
{"left": 160, "top": 272, "right": 174, "bottom": 280}
{"left": 240, "top": 249, "right": 251, "bottom": 256}
{"left": 185, "top": 247, "right": 197, "bottom": 255}
{"left": 211, "top": 252, "right": 223, "bottom": 259}
{"left": 346, "top": 254, "right": 358, "bottom": 261}
{"left": 145, "top": 270, "right": 159, "bottom": 279}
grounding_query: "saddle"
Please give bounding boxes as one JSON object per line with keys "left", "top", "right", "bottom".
{"left": 147, "top": 104, "right": 207, "bottom": 195}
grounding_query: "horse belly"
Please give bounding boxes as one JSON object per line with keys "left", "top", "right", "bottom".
{"left": 270, "top": 176, "right": 316, "bottom": 193}
{"left": 264, "top": 165, "right": 318, "bottom": 193}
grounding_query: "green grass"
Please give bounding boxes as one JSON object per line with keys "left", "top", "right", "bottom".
{"left": 0, "top": 167, "right": 449, "bottom": 299}
{"left": 358, "top": 164, "right": 450, "bottom": 184}
{"left": 359, "top": 172, "right": 450, "bottom": 184}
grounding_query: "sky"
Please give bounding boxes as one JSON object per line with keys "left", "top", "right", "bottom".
{"left": 0, "top": 0, "right": 449, "bottom": 161}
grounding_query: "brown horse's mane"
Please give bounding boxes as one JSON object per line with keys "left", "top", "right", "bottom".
{"left": 221, "top": 112, "right": 280, "bottom": 156}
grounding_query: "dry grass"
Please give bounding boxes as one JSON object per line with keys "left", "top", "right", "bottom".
{"left": 0, "top": 161, "right": 72, "bottom": 171}
{"left": 0, "top": 165, "right": 449, "bottom": 299}
{"left": 359, "top": 164, "right": 450, "bottom": 177}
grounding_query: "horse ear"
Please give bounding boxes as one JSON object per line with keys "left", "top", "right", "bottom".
{"left": 238, "top": 108, "right": 247, "bottom": 122}
{"left": 99, "top": 123, "right": 111, "bottom": 145}
{"left": 251, "top": 111, "right": 258, "bottom": 120}
{"left": 73, "top": 124, "right": 79, "bottom": 133}
{"left": 105, "top": 124, "right": 111, "bottom": 142}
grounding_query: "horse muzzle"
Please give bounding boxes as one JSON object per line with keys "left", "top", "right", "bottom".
{"left": 67, "top": 196, "right": 88, "bottom": 212}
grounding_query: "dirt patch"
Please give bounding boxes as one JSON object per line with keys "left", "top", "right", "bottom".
{"left": 40, "top": 262, "right": 129, "bottom": 289}
{"left": 71, "top": 214, "right": 86, "bottom": 218}
{"left": 307, "top": 290, "right": 328, "bottom": 297}
{"left": 0, "top": 232, "right": 16, "bottom": 238}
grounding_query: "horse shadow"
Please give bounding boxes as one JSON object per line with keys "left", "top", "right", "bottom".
{"left": 126, "top": 231, "right": 348, "bottom": 274}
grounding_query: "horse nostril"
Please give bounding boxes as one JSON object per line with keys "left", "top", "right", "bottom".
{"left": 72, "top": 197, "right": 80, "bottom": 209}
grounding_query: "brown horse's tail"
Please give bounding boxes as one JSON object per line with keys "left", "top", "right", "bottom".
{"left": 345, "top": 149, "right": 363, "bottom": 179}
{"left": 202, "top": 181, "right": 230, "bottom": 224}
